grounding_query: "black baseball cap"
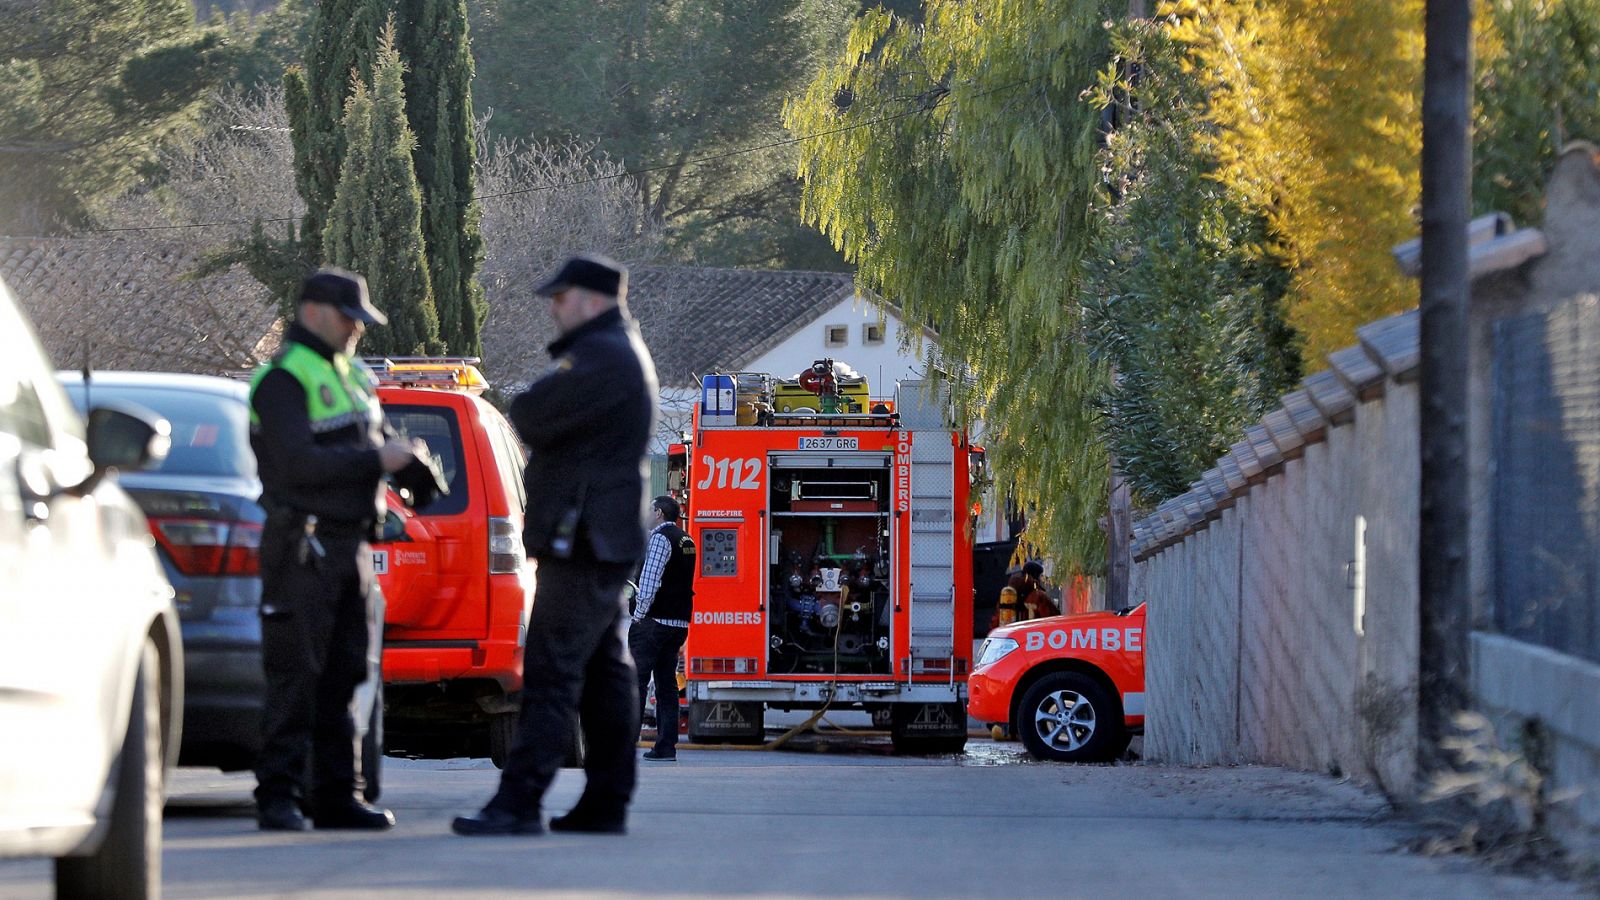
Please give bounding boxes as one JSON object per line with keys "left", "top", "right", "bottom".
{"left": 534, "top": 253, "right": 626, "bottom": 299}
{"left": 299, "top": 267, "right": 388, "bottom": 325}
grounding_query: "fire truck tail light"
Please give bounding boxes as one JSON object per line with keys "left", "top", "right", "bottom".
{"left": 910, "top": 658, "right": 968, "bottom": 675}
{"left": 488, "top": 517, "right": 524, "bottom": 574}
{"left": 690, "top": 657, "right": 760, "bottom": 675}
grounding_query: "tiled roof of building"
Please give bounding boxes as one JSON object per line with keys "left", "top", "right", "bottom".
{"left": 0, "top": 237, "right": 862, "bottom": 390}
{"left": 0, "top": 236, "right": 279, "bottom": 374}
{"left": 481, "top": 265, "right": 860, "bottom": 389}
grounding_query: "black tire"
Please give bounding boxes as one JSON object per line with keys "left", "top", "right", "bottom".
{"left": 489, "top": 711, "right": 516, "bottom": 769}
{"left": 57, "top": 638, "right": 162, "bottom": 900}
{"left": 488, "top": 711, "right": 583, "bottom": 768}
{"left": 1015, "top": 671, "right": 1123, "bottom": 763}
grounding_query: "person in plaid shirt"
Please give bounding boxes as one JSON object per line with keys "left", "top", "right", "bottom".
{"left": 630, "top": 496, "right": 695, "bottom": 760}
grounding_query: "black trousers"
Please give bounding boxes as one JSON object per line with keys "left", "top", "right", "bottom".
{"left": 254, "top": 524, "right": 374, "bottom": 806}
{"left": 489, "top": 555, "right": 638, "bottom": 816}
{"left": 629, "top": 617, "right": 688, "bottom": 754}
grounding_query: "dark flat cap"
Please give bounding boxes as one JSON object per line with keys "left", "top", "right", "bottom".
{"left": 535, "top": 253, "right": 627, "bottom": 298}
{"left": 300, "top": 267, "right": 388, "bottom": 325}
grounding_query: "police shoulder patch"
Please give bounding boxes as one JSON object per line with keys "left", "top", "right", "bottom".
{"left": 320, "top": 384, "right": 336, "bottom": 407}
{"left": 679, "top": 535, "right": 697, "bottom": 556}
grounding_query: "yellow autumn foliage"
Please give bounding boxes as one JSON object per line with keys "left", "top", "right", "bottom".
{"left": 1164, "top": 0, "right": 1425, "bottom": 365}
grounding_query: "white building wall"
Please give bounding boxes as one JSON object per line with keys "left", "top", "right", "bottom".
{"left": 741, "top": 296, "right": 928, "bottom": 400}
{"left": 648, "top": 296, "right": 934, "bottom": 457}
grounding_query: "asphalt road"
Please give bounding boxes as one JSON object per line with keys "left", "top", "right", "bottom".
{"left": 0, "top": 733, "right": 1583, "bottom": 898}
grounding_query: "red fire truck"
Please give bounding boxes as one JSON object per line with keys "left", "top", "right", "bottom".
{"left": 671, "top": 360, "right": 979, "bottom": 753}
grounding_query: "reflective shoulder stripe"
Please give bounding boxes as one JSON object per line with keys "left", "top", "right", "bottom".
{"left": 310, "top": 409, "right": 371, "bottom": 433}
{"left": 248, "top": 342, "right": 362, "bottom": 427}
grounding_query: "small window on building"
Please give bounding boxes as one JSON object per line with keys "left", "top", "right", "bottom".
{"left": 824, "top": 324, "right": 849, "bottom": 347}
{"left": 863, "top": 322, "right": 885, "bottom": 346}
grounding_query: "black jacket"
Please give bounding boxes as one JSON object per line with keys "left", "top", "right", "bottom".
{"left": 510, "top": 306, "right": 658, "bottom": 563}
{"left": 647, "top": 522, "right": 696, "bottom": 622}
{"left": 249, "top": 322, "right": 388, "bottom": 530}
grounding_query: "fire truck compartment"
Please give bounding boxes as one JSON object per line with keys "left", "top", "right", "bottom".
{"left": 767, "top": 461, "right": 893, "bottom": 675}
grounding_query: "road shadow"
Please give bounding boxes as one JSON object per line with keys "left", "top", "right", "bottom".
{"left": 165, "top": 794, "right": 255, "bottom": 819}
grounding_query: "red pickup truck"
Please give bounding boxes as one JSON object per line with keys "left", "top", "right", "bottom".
{"left": 367, "top": 359, "right": 533, "bottom": 767}
{"left": 967, "top": 603, "right": 1146, "bottom": 762}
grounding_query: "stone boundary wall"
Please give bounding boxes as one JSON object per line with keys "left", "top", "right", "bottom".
{"left": 1128, "top": 145, "right": 1600, "bottom": 859}
{"left": 1130, "top": 311, "right": 1423, "bottom": 795}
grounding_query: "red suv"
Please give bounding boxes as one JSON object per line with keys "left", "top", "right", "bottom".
{"left": 367, "top": 359, "right": 532, "bottom": 766}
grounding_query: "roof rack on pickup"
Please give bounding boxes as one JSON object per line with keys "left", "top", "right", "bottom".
{"left": 363, "top": 356, "right": 489, "bottom": 393}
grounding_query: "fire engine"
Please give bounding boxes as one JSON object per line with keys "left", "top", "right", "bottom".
{"left": 671, "top": 359, "right": 980, "bottom": 753}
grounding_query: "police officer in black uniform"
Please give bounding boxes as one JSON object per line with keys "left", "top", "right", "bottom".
{"left": 630, "top": 495, "right": 695, "bottom": 761}
{"left": 453, "top": 253, "right": 658, "bottom": 837}
{"left": 249, "top": 268, "right": 428, "bottom": 832}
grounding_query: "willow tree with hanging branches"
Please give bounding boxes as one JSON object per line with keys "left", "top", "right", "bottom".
{"left": 785, "top": 1, "right": 1118, "bottom": 570}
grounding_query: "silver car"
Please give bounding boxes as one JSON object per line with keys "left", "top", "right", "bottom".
{"left": 0, "top": 276, "right": 182, "bottom": 899}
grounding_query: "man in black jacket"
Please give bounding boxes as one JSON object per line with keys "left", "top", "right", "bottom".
{"left": 249, "top": 268, "right": 427, "bottom": 831}
{"left": 630, "top": 495, "right": 695, "bottom": 761}
{"left": 454, "top": 253, "right": 658, "bottom": 837}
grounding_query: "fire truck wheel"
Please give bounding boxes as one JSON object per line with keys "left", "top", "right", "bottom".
{"left": 1015, "top": 672, "right": 1123, "bottom": 763}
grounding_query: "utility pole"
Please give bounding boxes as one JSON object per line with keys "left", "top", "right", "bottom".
{"left": 1417, "top": 0, "right": 1474, "bottom": 773}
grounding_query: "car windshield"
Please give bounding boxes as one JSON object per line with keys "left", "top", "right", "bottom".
{"left": 63, "top": 384, "right": 254, "bottom": 478}
{"left": 383, "top": 403, "right": 468, "bottom": 515}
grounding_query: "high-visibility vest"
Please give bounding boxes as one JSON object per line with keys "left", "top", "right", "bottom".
{"left": 249, "top": 341, "right": 381, "bottom": 434}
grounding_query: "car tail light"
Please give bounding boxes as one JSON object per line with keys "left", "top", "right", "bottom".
{"left": 149, "top": 517, "right": 261, "bottom": 576}
{"left": 489, "top": 516, "right": 524, "bottom": 574}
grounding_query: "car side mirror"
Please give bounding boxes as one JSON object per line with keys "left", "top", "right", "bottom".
{"left": 77, "top": 404, "right": 169, "bottom": 494}
{"left": 87, "top": 403, "right": 170, "bottom": 471}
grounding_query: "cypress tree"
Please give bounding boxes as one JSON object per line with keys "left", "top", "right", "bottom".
{"left": 323, "top": 23, "right": 441, "bottom": 357}
{"left": 396, "top": 0, "right": 484, "bottom": 356}
{"left": 288, "top": 0, "right": 386, "bottom": 264}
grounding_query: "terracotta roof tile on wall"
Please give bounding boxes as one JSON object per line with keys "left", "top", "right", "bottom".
{"left": 0, "top": 237, "right": 278, "bottom": 374}
{"left": 1133, "top": 304, "right": 1430, "bottom": 560}
{"left": 479, "top": 265, "right": 859, "bottom": 390}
